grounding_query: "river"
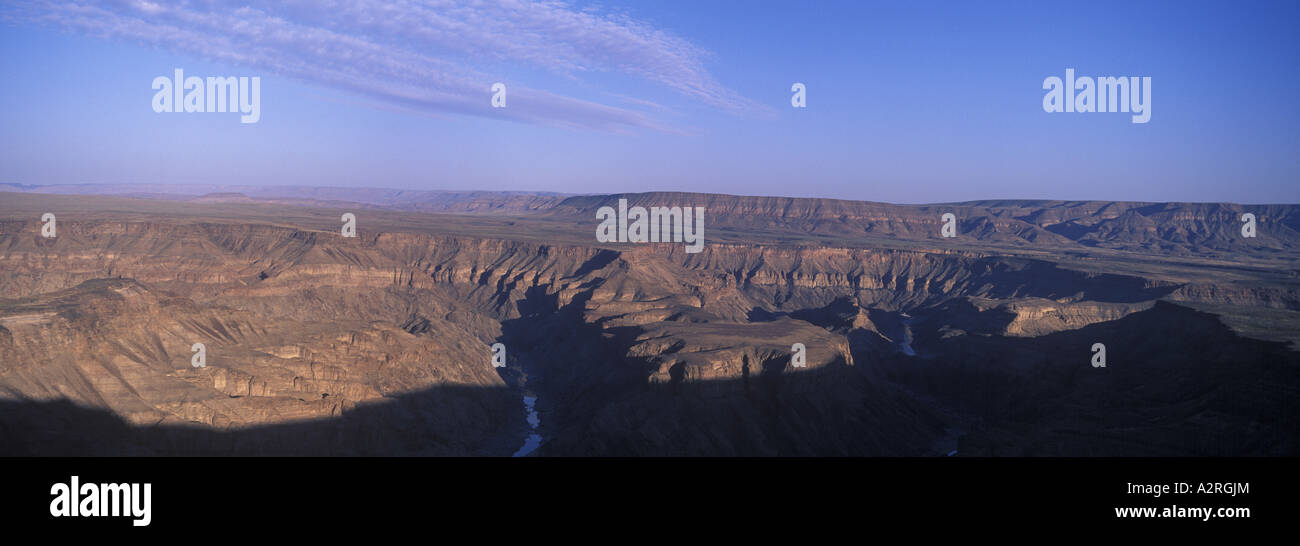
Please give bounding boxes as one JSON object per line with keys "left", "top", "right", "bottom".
{"left": 511, "top": 393, "right": 542, "bottom": 457}
{"left": 899, "top": 314, "right": 916, "bottom": 356}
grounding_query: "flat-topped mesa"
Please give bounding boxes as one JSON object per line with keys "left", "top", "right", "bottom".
{"left": 636, "top": 318, "right": 854, "bottom": 383}
{"left": 549, "top": 192, "right": 1300, "bottom": 255}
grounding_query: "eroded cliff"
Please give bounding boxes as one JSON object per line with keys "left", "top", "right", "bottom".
{"left": 1, "top": 191, "right": 1297, "bottom": 456}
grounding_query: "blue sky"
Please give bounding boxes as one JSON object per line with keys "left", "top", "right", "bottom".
{"left": 1, "top": 0, "right": 1296, "bottom": 203}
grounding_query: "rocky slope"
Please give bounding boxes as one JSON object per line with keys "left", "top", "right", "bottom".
{"left": 549, "top": 192, "right": 1300, "bottom": 257}
{"left": 0, "top": 190, "right": 1296, "bottom": 456}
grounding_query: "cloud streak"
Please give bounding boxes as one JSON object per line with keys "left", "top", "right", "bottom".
{"left": 4, "top": 0, "right": 761, "bottom": 132}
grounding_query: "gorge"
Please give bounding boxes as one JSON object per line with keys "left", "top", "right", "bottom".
{"left": 1, "top": 186, "right": 1297, "bottom": 456}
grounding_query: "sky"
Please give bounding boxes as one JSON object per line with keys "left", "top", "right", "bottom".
{"left": 0, "top": 0, "right": 1296, "bottom": 204}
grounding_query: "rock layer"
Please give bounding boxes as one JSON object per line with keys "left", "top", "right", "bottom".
{"left": 1, "top": 190, "right": 1297, "bottom": 456}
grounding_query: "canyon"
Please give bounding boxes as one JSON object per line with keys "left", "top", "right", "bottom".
{"left": 0, "top": 187, "right": 1297, "bottom": 456}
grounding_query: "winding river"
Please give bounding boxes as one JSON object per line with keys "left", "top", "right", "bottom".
{"left": 511, "top": 393, "right": 542, "bottom": 457}
{"left": 899, "top": 314, "right": 916, "bottom": 356}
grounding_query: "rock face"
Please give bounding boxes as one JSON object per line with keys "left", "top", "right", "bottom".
{"left": 0, "top": 189, "right": 1297, "bottom": 456}
{"left": 0, "top": 275, "right": 517, "bottom": 455}
{"left": 548, "top": 192, "right": 1300, "bottom": 256}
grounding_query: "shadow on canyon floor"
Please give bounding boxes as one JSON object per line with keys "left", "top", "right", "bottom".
{"left": 0, "top": 383, "right": 521, "bottom": 456}
{"left": 3, "top": 300, "right": 1297, "bottom": 457}
{"left": 878, "top": 301, "right": 1300, "bottom": 456}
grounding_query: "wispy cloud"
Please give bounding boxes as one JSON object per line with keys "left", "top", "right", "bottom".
{"left": 3, "top": 0, "right": 762, "bottom": 132}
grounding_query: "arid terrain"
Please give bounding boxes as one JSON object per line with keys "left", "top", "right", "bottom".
{"left": 1, "top": 185, "right": 1297, "bottom": 456}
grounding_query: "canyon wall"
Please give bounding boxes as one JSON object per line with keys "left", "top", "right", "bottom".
{"left": 1, "top": 192, "right": 1297, "bottom": 455}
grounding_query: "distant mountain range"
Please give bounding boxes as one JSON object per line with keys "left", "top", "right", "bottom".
{"left": 5, "top": 183, "right": 1296, "bottom": 256}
